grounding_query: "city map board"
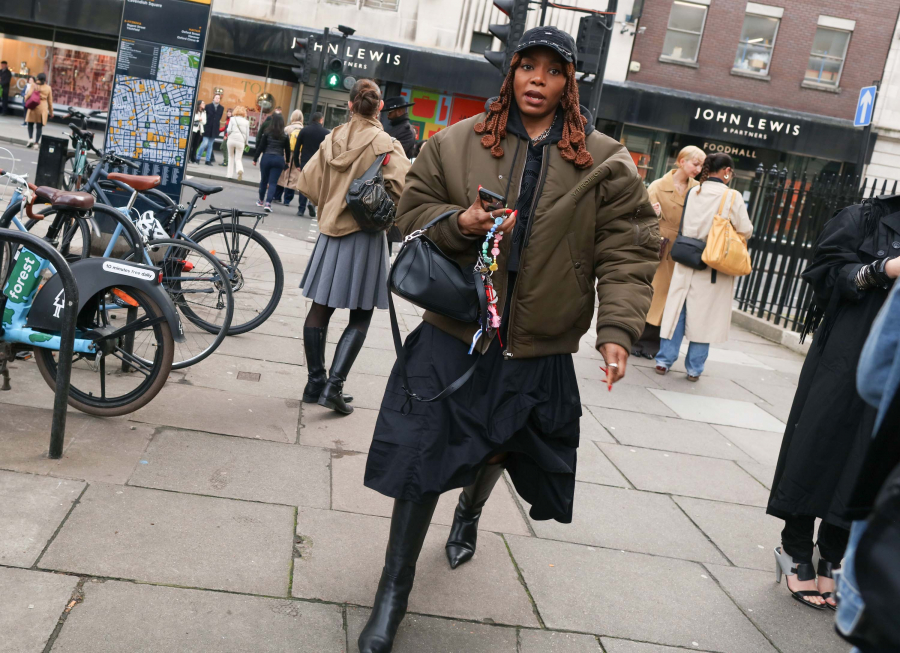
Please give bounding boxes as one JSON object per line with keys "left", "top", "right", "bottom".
{"left": 105, "top": 0, "right": 211, "bottom": 202}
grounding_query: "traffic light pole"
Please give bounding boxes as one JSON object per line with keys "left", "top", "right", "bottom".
{"left": 311, "top": 27, "right": 329, "bottom": 116}
{"left": 540, "top": 0, "right": 549, "bottom": 25}
{"left": 586, "top": 0, "right": 616, "bottom": 125}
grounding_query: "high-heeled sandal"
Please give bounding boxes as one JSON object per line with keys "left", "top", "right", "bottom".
{"left": 774, "top": 547, "right": 826, "bottom": 610}
{"left": 816, "top": 549, "right": 840, "bottom": 611}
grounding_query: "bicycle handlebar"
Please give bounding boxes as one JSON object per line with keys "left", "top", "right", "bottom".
{"left": 0, "top": 169, "right": 30, "bottom": 186}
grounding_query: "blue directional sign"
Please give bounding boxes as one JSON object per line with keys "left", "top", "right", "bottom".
{"left": 854, "top": 86, "right": 877, "bottom": 127}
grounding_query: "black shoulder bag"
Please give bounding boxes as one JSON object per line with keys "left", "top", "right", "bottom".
{"left": 346, "top": 153, "right": 396, "bottom": 233}
{"left": 669, "top": 191, "right": 708, "bottom": 270}
{"left": 388, "top": 210, "right": 488, "bottom": 412}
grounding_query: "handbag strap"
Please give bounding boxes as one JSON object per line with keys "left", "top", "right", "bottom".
{"left": 677, "top": 189, "right": 691, "bottom": 237}
{"left": 388, "top": 262, "right": 489, "bottom": 415}
{"left": 358, "top": 153, "right": 387, "bottom": 184}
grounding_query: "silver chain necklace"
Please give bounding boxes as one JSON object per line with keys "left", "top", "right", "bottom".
{"left": 530, "top": 113, "right": 558, "bottom": 144}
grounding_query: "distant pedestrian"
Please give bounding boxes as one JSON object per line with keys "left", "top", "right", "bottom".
{"left": 0, "top": 61, "right": 12, "bottom": 116}
{"left": 20, "top": 76, "right": 33, "bottom": 125}
{"left": 292, "top": 111, "right": 329, "bottom": 217}
{"left": 218, "top": 107, "right": 233, "bottom": 167}
{"left": 24, "top": 72, "right": 52, "bottom": 149}
{"left": 225, "top": 105, "right": 249, "bottom": 181}
{"left": 381, "top": 96, "right": 418, "bottom": 159}
{"left": 252, "top": 111, "right": 290, "bottom": 212}
{"left": 768, "top": 193, "right": 900, "bottom": 610}
{"left": 632, "top": 145, "right": 706, "bottom": 359}
{"left": 296, "top": 79, "right": 409, "bottom": 417}
{"left": 655, "top": 152, "right": 752, "bottom": 380}
{"left": 274, "top": 109, "right": 304, "bottom": 205}
{"left": 191, "top": 100, "right": 206, "bottom": 163}
{"left": 197, "top": 93, "right": 224, "bottom": 165}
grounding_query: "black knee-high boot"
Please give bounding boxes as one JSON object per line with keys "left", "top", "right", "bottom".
{"left": 302, "top": 326, "right": 353, "bottom": 404}
{"left": 358, "top": 496, "right": 439, "bottom": 653}
{"left": 318, "top": 327, "right": 365, "bottom": 415}
{"left": 445, "top": 462, "right": 505, "bottom": 569}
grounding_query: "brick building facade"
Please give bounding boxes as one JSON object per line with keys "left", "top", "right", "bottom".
{"left": 628, "top": 0, "right": 898, "bottom": 120}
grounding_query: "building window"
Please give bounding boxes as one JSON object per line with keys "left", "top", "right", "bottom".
{"left": 660, "top": 0, "right": 708, "bottom": 64}
{"left": 363, "top": 0, "right": 399, "bottom": 9}
{"left": 733, "top": 10, "right": 780, "bottom": 77}
{"left": 805, "top": 26, "right": 851, "bottom": 87}
{"left": 470, "top": 32, "right": 493, "bottom": 55}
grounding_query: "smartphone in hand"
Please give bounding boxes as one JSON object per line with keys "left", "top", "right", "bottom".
{"left": 478, "top": 186, "right": 506, "bottom": 212}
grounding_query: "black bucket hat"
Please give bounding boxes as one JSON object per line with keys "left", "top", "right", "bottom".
{"left": 514, "top": 26, "right": 577, "bottom": 66}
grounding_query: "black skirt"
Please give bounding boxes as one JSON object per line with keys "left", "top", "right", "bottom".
{"left": 364, "top": 322, "right": 581, "bottom": 523}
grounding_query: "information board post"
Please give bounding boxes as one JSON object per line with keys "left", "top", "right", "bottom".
{"left": 106, "top": 0, "right": 213, "bottom": 203}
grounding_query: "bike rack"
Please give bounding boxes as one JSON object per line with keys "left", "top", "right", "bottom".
{"left": 0, "top": 228, "right": 79, "bottom": 459}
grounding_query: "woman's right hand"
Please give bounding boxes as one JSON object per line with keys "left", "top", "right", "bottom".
{"left": 458, "top": 198, "right": 516, "bottom": 236}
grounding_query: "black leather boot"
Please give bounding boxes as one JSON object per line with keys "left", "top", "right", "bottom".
{"left": 303, "top": 326, "right": 353, "bottom": 404}
{"left": 445, "top": 462, "right": 505, "bottom": 569}
{"left": 318, "top": 327, "right": 365, "bottom": 415}
{"left": 358, "top": 496, "right": 439, "bottom": 653}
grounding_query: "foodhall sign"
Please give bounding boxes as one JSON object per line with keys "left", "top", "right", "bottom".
{"left": 692, "top": 106, "right": 801, "bottom": 143}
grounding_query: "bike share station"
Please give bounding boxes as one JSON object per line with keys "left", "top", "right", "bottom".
{"left": 0, "top": 0, "right": 253, "bottom": 456}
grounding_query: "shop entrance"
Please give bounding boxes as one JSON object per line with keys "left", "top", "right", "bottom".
{"left": 301, "top": 88, "right": 350, "bottom": 130}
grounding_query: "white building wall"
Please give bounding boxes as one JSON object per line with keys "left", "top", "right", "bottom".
{"left": 214, "top": 0, "right": 635, "bottom": 82}
{"left": 868, "top": 17, "right": 900, "bottom": 185}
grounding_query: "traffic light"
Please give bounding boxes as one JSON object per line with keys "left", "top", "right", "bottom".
{"left": 322, "top": 55, "right": 343, "bottom": 89}
{"left": 575, "top": 15, "right": 608, "bottom": 74}
{"left": 291, "top": 37, "right": 311, "bottom": 84}
{"left": 484, "top": 0, "right": 529, "bottom": 75}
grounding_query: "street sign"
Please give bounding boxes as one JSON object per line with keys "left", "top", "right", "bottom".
{"left": 854, "top": 85, "right": 877, "bottom": 127}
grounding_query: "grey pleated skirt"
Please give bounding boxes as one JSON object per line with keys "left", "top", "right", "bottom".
{"left": 300, "top": 230, "right": 389, "bottom": 310}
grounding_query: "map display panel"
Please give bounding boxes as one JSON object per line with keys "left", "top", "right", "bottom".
{"left": 157, "top": 47, "right": 201, "bottom": 86}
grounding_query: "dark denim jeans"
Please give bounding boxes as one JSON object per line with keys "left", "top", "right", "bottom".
{"left": 258, "top": 154, "right": 286, "bottom": 204}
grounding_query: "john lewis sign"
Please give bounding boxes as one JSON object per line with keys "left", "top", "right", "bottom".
{"left": 692, "top": 107, "right": 801, "bottom": 141}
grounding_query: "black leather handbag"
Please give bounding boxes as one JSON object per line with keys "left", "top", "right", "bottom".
{"left": 669, "top": 191, "right": 707, "bottom": 271}
{"left": 388, "top": 210, "right": 488, "bottom": 409}
{"left": 346, "top": 153, "right": 396, "bottom": 233}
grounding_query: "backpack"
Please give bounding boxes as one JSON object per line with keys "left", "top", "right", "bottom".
{"left": 25, "top": 86, "right": 42, "bottom": 110}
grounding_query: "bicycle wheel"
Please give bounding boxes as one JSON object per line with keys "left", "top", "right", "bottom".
{"left": 144, "top": 238, "right": 234, "bottom": 369}
{"left": 34, "top": 287, "right": 174, "bottom": 417}
{"left": 25, "top": 208, "right": 92, "bottom": 263}
{"left": 190, "top": 223, "right": 283, "bottom": 335}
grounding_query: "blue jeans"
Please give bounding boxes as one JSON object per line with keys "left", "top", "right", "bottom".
{"left": 656, "top": 305, "right": 710, "bottom": 376}
{"left": 273, "top": 185, "right": 295, "bottom": 204}
{"left": 836, "top": 520, "right": 868, "bottom": 650}
{"left": 258, "top": 154, "right": 286, "bottom": 204}
{"left": 196, "top": 136, "right": 215, "bottom": 162}
{"left": 296, "top": 193, "right": 309, "bottom": 214}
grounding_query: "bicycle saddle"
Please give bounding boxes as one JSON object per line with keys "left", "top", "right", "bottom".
{"left": 34, "top": 187, "right": 94, "bottom": 211}
{"left": 68, "top": 124, "right": 94, "bottom": 140}
{"left": 182, "top": 179, "right": 223, "bottom": 195}
{"left": 107, "top": 172, "right": 160, "bottom": 191}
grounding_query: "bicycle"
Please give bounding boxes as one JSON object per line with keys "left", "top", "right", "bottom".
{"left": 8, "top": 156, "right": 235, "bottom": 369}
{"left": 0, "top": 170, "right": 182, "bottom": 416}
{"left": 59, "top": 112, "right": 106, "bottom": 191}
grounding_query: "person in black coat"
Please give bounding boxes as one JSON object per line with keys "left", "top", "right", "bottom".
{"left": 768, "top": 194, "right": 900, "bottom": 609}
{"left": 198, "top": 93, "right": 225, "bottom": 165}
{"left": 381, "top": 96, "right": 418, "bottom": 159}
{"left": 292, "top": 111, "right": 330, "bottom": 217}
{"left": 0, "top": 61, "right": 12, "bottom": 116}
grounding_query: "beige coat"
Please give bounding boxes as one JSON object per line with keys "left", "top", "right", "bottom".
{"left": 646, "top": 170, "right": 699, "bottom": 325}
{"left": 660, "top": 180, "right": 753, "bottom": 344}
{"left": 25, "top": 83, "right": 53, "bottom": 125}
{"left": 297, "top": 114, "right": 410, "bottom": 237}
{"left": 278, "top": 120, "right": 304, "bottom": 189}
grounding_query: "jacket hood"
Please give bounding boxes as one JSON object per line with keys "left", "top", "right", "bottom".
{"left": 483, "top": 96, "right": 594, "bottom": 137}
{"left": 325, "top": 114, "right": 386, "bottom": 172}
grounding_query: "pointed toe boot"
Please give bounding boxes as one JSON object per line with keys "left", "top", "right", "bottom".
{"left": 445, "top": 462, "right": 505, "bottom": 569}
{"left": 319, "top": 328, "right": 365, "bottom": 415}
{"left": 358, "top": 497, "right": 438, "bottom": 653}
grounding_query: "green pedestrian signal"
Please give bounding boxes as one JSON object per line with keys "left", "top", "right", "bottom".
{"left": 326, "top": 72, "right": 341, "bottom": 89}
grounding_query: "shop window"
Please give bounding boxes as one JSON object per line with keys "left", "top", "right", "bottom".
{"left": 733, "top": 12, "right": 780, "bottom": 77}
{"left": 660, "top": 1, "right": 708, "bottom": 65}
{"left": 363, "top": 0, "right": 400, "bottom": 9}
{"left": 621, "top": 125, "right": 671, "bottom": 185}
{"left": 197, "top": 68, "right": 296, "bottom": 138}
{"left": 804, "top": 26, "right": 851, "bottom": 88}
{"left": 51, "top": 47, "right": 116, "bottom": 111}
{"left": 0, "top": 34, "right": 52, "bottom": 94}
{"left": 470, "top": 32, "right": 493, "bottom": 55}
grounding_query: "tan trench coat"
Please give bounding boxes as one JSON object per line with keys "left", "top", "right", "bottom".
{"left": 278, "top": 120, "right": 303, "bottom": 189}
{"left": 660, "top": 180, "right": 753, "bottom": 344}
{"left": 297, "top": 114, "right": 409, "bottom": 237}
{"left": 25, "top": 83, "right": 53, "bottom": 125}
{"left": 646, "top": 170, "right": 699, "bottom": 325}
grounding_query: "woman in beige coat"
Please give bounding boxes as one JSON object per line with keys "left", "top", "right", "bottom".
{"left": 24, "top": 72, "right": 52, "bottom": 148}
{"left": 274, "top": 109, "right": 304, "bottom": 205}
{"left": 656, "top": 152, "right": 753, "bottom": 380}
{"left": 297, "top": 79, "right": 409, "bottom": 415}
{"left": 632, "top": 146, "right": 706, "bottom": 358}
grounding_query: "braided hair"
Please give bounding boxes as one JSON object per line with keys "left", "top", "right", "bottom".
{"left": 697, "top": 152, "right": 734, "bottom": 193}
{"left": 474, "top": 53, "right": 593, "bottom": 169}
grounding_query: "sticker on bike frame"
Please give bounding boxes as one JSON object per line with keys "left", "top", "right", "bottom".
{"left": 3, "top": 250, "right": 42, "bottom": 304}
{"left": 102, "top": 261, "right": 156, "bottom": 281}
